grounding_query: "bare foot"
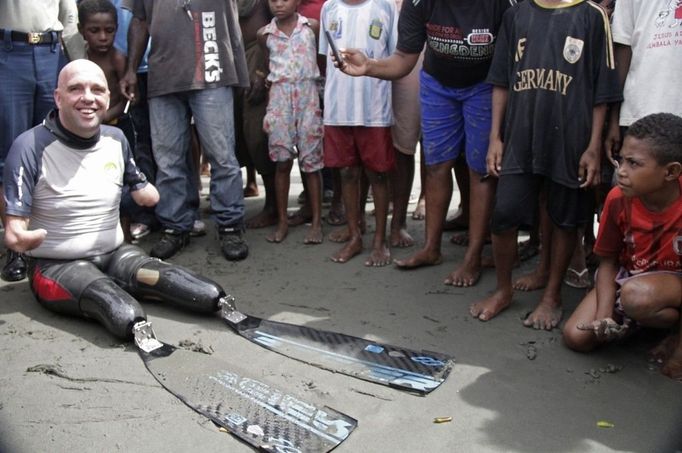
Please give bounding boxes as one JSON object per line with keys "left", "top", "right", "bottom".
{"left": 331, "top": 237, "right": 363, "bottom": 263}
{"left": 470, "top": 289, "right": 512, "bottom": 321}
{"left": 662, "top": 347, "right": 682, "bottom": 381}
{"left": 513, "top": 271, "right": 549, "bottom": 291}
{"left": 394, "top": 249, "right": 443, "bottom": 269}
{"left": 481, "top": 254, "right": 495, "bottom": 268}
{"left": 444, "top": 260, "right": 481, "bottom": 287}
{"left": 245, "top": 209, "right": 278, "bottom": 229}
{"left": 328, "top": 226, "right": 350, "bottom": 243}
{"left": 450, "top": 232, "right": 469, "bottom": 246}
{"left": 411, "top": 197, "right": 425, "bottom": 220}
{"left": 523, "top": 299, "right": 562, "bottom": 330}
{"left": 304, "top": 225, "right": 323, "bottom": 244}
{"left": 287, "top": 208, "right": 312, "bottom": 227}
{"left": 266, "top": 222, "right": 288, "bottom": 243}
{"left": 326, "top": 205, "right": 347, "bottom": 226}
{"left": 328, "top": 221, "right": 365, "bottom": 243}
{"left": 649, "top": 334, "right": 679, "bottom": 362}
{"left": 244, "top": 182, "right": 259, "bottom": 198}
{"left": 390, "top": 228, "right": 414, "bottom": 248}
{"left": 365, "top": 244, "right": 391, "bottom": 267}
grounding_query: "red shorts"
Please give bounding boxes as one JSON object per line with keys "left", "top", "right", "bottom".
{"left": 323, "top": 126, "right": 395, "bottom": 172}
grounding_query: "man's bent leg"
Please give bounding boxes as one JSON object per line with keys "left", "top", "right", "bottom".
{"left": 29, "top": 259, "right": 145, "bottom": 340}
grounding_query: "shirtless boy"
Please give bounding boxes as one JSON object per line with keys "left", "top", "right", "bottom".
{"left": 78, "top": 0, "right": 127, "bottom": 126}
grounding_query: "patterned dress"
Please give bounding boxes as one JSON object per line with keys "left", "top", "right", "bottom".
{"left": 263, "top": 14, "right": 323, "bottom": 172}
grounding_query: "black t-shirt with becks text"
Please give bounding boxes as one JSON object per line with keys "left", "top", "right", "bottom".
{"left": 397, "top": 0, "right": 516, "bottom": 88}
{"left": 486, "top": 0, "right": 622, "bottom": 188}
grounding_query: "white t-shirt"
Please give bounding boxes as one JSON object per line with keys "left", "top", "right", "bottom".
{"left": 319, "top": 0, "right": 398, "bottom": 127}
{"left": 612, "top": 0, "right": 682, "bottom": 126}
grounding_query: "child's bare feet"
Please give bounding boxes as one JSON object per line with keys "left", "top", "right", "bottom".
{"left": 287, "top": 207, "right": 312, "bottom": 227}
{"left": 649, "top": 334, "right": 679, "bottom": 362}
{"left": 444, "top": 259, "right": 481, "bottom": 287}
{"left": 365, "top": 244, "right": 391, "bottom": 267}
{"left": 523, "top": 297, "right": 562, "bottom": 330}
{"left": 411, "top": 197, "right": 425, "bottom": 220}
{"left": 328, "top": 221, "right": 365, "bottom": 243}
{"left": 390, "top": 227, "right": 414, "bottom": 248}
{"left": 470, "top": 289, "right": 512, "bottom": 321}
{"left": 266, "top": 222, "right": 288, "bottom": 243}
{"left": 328, "top": 226, "right": 350, "bottom": 243}
{"left": 243, "top": 182, "right": 259, "bottom": 198}
{"left": 513, "top": 271, "right": 549, "bottom": 291}
{"left": 662, "top": 345, "right": 682, "bottom": 381}
{"left": 326, "top": 205, "right": 346, "bottom": 226}
{"left": 245, "top": 209, "right": 278, "bottom": 229}
{"left": 331, "top": 237, "right": 363, "bottom": 263}
{"left": 304, "top": 225, "right": 323, "bottom": 244}
{"left": 393, "top": 248, "right": 442, "bottom": 269}
{"left": 481, "top": 254, "right": 495, "bottom": 268}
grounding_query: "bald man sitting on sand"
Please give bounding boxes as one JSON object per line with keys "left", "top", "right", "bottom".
{"left": 3, "top": 60, "right": 234, "bottom": 339}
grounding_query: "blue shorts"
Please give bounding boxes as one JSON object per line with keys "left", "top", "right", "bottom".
{"left": 419, "top": 71, "right": 492, "bottom": 174}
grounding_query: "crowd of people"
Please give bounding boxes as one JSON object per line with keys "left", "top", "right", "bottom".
{"left": 0, "top": 0, "right": 680, "bottom": 381}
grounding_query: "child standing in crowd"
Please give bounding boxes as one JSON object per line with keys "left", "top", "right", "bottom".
{"left": 259, "top": 0, "right": 324, "bottom": 244}
{"left": 320, "top": 0, "right": 398, "bottom": 266}
{"left": 78, "top": 0, "right": 129, "bottom": 138}
{"left": 563, "top": 113, "right": 682, "bottom": 381}
{"left": 334, "top": 0, "right": 515, "bottom": 282}
{"left": 471, "top": 0, "right": 622, "bottom": 329}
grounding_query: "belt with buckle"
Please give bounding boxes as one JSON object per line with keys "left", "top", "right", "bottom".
{"left": 1, "top": 29, "right": 59, "bottom": 45}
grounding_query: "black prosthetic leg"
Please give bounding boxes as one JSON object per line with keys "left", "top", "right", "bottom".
{"left": 80, "top": 279, "right": 147, "bottom": 340}
{"left": 108, "top": 245, "right": 227, "bottom": 314}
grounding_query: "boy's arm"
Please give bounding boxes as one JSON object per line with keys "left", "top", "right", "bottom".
{"left": 247, "top": 27, "right": 270, "bottom": 104}
{"left": 104, "top": 51, "right": 129, "bottom": 123}
{"left": 594, "top": 254, "right": 620, "bottom": 320}
{"left": 604, "top": 43, "right": 632, "bottom": 165}
{"left": 486, "top": 85, "right": 508, "bottom": 177}
{"left": 336, "top": 49, "right": 419, "bottom": 81}
{"left": 578, "top": 103, "right": 607, "bottom": 188}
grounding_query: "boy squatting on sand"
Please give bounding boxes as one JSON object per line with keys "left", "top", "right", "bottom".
{"left": 563, "top": 113, "right": 682, "bottom": 381}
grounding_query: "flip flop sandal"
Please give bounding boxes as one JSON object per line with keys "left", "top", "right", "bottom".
{"left": 518, "top": 241, "right": 540, "bottom": 262}
{"left": 564, "top": 268, "right": 592, "bottom": 289}
{"left": 326, "top": 209, "right": 347, "bottom": 226}
{"left": 450, "top": 232, "right": 469, "bottom": 246}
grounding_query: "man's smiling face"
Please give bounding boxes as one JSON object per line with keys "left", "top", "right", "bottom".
{"left": 54, "top": 59, "right": 110, "bottom": 138}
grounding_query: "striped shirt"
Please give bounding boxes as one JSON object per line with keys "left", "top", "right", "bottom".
{"left": 319, "top": 0, "right": 398, "bottom": 126}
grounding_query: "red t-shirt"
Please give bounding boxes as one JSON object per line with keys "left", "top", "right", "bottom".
{"left": 594, "top": 180, "right": 682, "bottom": 275}
{"left": 298, "top": 0, "right": 325, "bottom": 20}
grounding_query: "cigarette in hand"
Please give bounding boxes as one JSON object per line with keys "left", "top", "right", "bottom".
{"left": 124, "top": 99, "right": 131, "bottom": 115}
